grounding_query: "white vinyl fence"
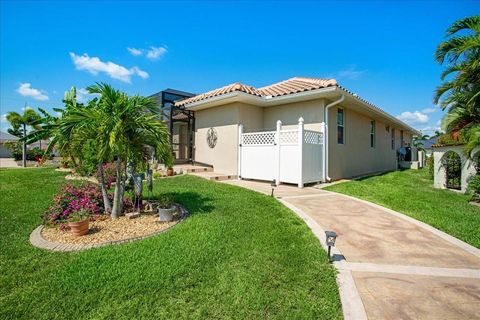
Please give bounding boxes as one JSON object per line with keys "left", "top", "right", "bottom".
{"left": 238, "top": 118, "right": 324, "bottom": 187}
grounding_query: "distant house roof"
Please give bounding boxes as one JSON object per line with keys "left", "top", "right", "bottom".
{"left": 416, "top": 136, "right": 440, "bottom": 149}
{"left": 0, "top": 131, "right": 20, "bottom": 142}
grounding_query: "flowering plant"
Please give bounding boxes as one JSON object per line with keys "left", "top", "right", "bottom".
{"left": 42, "top": 182, "right": 133, "bottom": 226}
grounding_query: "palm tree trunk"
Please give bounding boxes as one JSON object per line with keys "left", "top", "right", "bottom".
{"left": 98, "top": 163, "right": 112, "bottom": 213}
{"left": 22, "top": 124, "right": 27, "bottom": 167}
{"left": 119, "top": 164, "right": 127, "bottom": 213}
{"left": 111, "top": 158, "right": 123, "bottom": 219}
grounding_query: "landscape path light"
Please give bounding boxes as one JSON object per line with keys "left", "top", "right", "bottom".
{"left": 271, "top": 179, "right": 276, "bottom": 197}
{"left": 325, "top": 231, "right": 337, "bottom": 262}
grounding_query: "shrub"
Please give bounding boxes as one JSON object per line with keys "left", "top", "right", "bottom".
{"left": 153, "top": 171, "right": 165, "bottom": 179}
{"left": 42, "top": 182, "right": 133, "bottom": 226}
{"left": 75, "top": 140, "right": 99, "bottom": 176}
{"left": 68, "top": 208, "right": 91, "bottom": 222}
{"left": 467, "top": 175, "right": 480, "bottom": 200}
{"left": 426, "top": 156, "right": 434, "bottom": 179}
{"left": 12, "top": 147, "right": 52, "bottom": 161}
{"left": 158, "top": 194, "right": 174, "bottom": 208}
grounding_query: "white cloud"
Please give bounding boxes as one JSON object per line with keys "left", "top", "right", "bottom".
{"left": 0, "top": 114, "right": 7, "bottom": 123}
{"left": 127, "top": 47, "right": 143, "bottom": 56}
{"left": 396, "top": 111, "right": 429, "bottom": 124}
{"left": 420, "top": 125, "right": 441, "bottom": 133}
{"left": 76, "top": 88, "right": 99, "bottom": 103}
{"left": 16, "top": 83, "right": 49, "bottom": 101}
{"left": 146, "top": 46, "right": 167, "bottom": 60}
{"left": 69, "top": 52, "right": 149, "bottom": 83}
{"left": 131, "top": 67, "right": 149, "bottom": 79}
{"left": 338, "top": 66, "right": 365, "bottom": 80}
{"left": 421, "top": 107, "right": 438, "bottom": 114}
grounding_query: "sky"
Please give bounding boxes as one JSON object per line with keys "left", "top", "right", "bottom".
{"left": 1, "top": 0, "right": 478, "bottom": 135}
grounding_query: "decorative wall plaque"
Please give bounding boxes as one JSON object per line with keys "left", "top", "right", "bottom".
{"left": 207, "top": 128, "right": 217, "bottom": 148}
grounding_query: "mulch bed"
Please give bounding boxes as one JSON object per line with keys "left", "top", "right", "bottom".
{"left": 41, "top": 210, "right": 182, "bottom": 245}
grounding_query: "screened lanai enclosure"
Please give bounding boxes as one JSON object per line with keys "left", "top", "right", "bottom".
{"left": 150, "top": 89, "right": 196, "bottom": 163}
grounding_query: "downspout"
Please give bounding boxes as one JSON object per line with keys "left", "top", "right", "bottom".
{"left": 323, "top": 94, "right": 345, "bottom": 182}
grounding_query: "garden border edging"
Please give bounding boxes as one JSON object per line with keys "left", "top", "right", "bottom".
{"left": 30, "top": 205, "right": 188, "bottom": 252}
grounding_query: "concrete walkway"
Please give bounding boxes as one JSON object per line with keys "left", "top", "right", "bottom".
{"left": 222, "top": 179, "right": 480, "bottom": 320}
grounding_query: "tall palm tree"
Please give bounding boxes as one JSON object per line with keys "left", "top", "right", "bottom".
{"left": 6, "top": 107, "right": 41, "bottom": 167}
{"left": 435, "top": 15, "right": 480, "bottom": 155}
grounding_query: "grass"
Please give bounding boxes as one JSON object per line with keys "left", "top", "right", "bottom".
{"left": 325, "top": 169, "right": 480, "bottom": 248}
{"left": 0, "top": 168, "right": 341, "bottom": 320}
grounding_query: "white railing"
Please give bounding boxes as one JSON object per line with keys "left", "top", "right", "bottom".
{"left": 238, "top": 118, "right": 324, "bottom": 187}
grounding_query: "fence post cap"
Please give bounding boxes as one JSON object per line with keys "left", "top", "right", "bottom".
{"left": 298, "top": 117, "right": 304, "bottom": 123}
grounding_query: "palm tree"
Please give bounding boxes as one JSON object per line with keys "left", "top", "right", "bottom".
{"left": 434, "top": 15, "right": 480, "bottom": 155}
{"left": 6, "top": 107, "right": 41, "bottom": 167}
{"left": 85, "top": 83, "right": 170, "bottom": 218}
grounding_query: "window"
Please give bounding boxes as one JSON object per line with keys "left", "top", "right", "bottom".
{"left": 385, "top": 125, "right": 390, "bottom": 133}
{"left": 337, "top": 109, "right": 345, "bottom": 144}
{"left": 391, "top": 128, "right": 395, "bottom": 150}
{"left": 370, "top": 120, "right": 376, "bottom": 148}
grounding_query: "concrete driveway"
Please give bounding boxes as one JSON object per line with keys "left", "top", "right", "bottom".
{"left": 223, "top": 179, "right": 480, "bottom": 320}
{"left": 0, "top": 158, "right": 19, "bottom": 168}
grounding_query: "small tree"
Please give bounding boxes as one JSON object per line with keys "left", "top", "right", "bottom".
{"left": 6, "top": 108, "right": 41, "bottom": 167}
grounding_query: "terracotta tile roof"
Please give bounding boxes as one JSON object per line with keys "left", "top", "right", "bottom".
{"left": 258, "top": 77, "right": 337, "bottom": 97}
{"left": 175, "top": 82, "right": 262, "bottom": 106}
{"left": 175, "top": 77, "right": 337, "bottom": 106}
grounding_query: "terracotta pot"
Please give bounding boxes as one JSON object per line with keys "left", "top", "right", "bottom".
{"left": 68, "top": 219, "right": 89, "bottom": 236}
{"left": 167, "top": 167, "right": 174, "bottom": 176}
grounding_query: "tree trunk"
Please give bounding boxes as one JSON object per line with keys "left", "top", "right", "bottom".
{"left": 133, "top": 174, "right": 143, "bottom": 212}
{"left": 98, "top": 163, "right": 112, "bottom": 214}
{"left": 111, "top": 158, "right": 123, "bottom": 219}
{"left": 22, "top": 124, "right": 27, "bottom": 167}
{"left": 119, "top": 164, "right": 128, "bottom": 213}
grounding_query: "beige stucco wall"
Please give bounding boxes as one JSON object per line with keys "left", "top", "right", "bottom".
{"left": 194, "top": 102, "right": 250, "bottom": 175}
{"left": 263, "top": 99, "right": 325, "bottom": 131}
{"left": 327, "top": 104, "right": 413, "bottom": 180}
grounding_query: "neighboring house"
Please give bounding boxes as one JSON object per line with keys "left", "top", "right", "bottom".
{"left": 163, "top": 77, "right": 419, "bottom": 185}
{"left": 0, "top": 131, "right": 19, "bottom": 158}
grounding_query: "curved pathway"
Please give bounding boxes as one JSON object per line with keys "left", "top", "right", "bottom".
{"left": 222, "top": 179, "right": 480, "bottom": 320}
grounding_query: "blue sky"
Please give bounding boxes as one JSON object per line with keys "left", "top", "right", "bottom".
{"left": 1, "top": 0, "right": 478, "bottom": 135}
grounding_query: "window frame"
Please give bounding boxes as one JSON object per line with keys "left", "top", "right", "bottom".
{"left": 337, "top": 108, "right": 345, "bottom": 145}
{"left": 391, "top": 128, "right": 395, "bottom": 150}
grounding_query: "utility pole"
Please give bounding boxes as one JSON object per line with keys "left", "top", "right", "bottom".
{"left": 22, "top": 102, "right": 27, "bottom": 167}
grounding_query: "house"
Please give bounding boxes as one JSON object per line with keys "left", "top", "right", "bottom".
{"left": 162, "top": 77, "right": 420, "bottom": 186}
{"left": 0, "top": 131, "right": 19, "bottom": 158}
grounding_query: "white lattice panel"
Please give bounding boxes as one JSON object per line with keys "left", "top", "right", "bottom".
{"left": 304, "top": 130, "right": 324, "bottom": 145}
{"left": 280, "top": 130, "right": 298, "bottom": 145}
{"left": 242, "top": 132, "right": 276, "bottom": 145}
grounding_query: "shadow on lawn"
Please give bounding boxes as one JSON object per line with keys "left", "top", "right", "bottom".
{"left": 149, "top": 191, "right": 215, "bottom": 216}
{"left": 354, "top": 168, "right": 410, "bottom": 181}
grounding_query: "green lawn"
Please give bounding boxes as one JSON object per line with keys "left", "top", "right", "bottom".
{"left": 0, "top": 168, "right": 341, "bottom": 320}
{"left": 325, "top": 169, "right": 480, "bottom": 248}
